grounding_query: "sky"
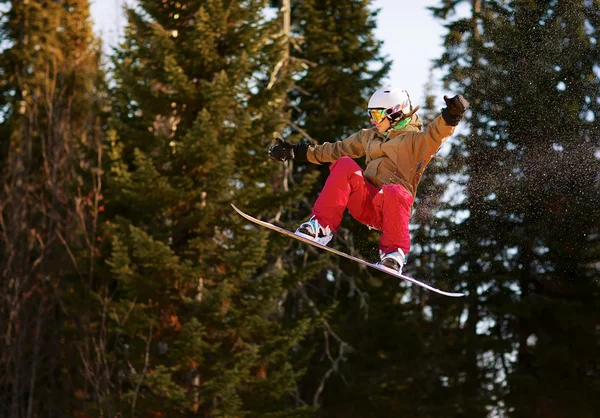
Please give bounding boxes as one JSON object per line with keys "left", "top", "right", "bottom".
{"left": 371, "top": 0, "right": 448, "bottom": 107}
{"left": 90, "top": 0, "right": 450, "bottom": 107}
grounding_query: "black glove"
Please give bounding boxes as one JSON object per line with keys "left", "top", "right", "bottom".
{"left": 441, "top": 94, "right": 470, "bottom": 126}
{"left": 268, "top": 138, "right": 308, "bottom": 162}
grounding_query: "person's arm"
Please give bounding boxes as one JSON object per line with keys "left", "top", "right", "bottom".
{"left": 410, "top": 94, "right": 469, "bottom": 159}
{"left": 306, "top": 130, "right": 368, "bottom": 164}
{"left": 268, "top": 130, "right": 369, "bottom": 163}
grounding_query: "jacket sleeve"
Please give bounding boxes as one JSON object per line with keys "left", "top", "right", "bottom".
{"left": 306, "top": 130, "right": 369, "bottom": 164}
{"left": 409, "top": 115, "right": 456, "bottom": 162}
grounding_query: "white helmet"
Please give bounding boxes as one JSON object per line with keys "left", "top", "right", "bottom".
{"left": 368, "top": 87, "right": 413, "bottom": 121}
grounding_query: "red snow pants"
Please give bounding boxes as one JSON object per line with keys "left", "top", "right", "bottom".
{"left": 311, "top": 157, "right": 414, "bottom": 255}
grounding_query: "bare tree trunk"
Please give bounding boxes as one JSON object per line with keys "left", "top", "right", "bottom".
{"left": 0, "top": 50, "right": 104, "bottom": 418}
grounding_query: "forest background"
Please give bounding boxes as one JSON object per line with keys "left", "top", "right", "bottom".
{"left": 0, "top": 1, "right": 599, "bottom": 417}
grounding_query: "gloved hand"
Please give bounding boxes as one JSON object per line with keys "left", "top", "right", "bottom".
{"left": 268, "top": 138, "right": 308, "bottom": 162}
{"left": 441, "top": 94, "right": 470, "bottom": 126}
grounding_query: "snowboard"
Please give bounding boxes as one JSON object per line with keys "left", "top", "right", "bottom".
{"left": 231, "top": 204, "right": 465, "bottom": 298}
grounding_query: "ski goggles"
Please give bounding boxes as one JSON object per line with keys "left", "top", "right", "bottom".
{"left": 368, "top": 108, "right": 388, "bottom": 125}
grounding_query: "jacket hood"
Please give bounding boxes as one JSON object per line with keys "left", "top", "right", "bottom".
{"left": 392, "top": 113, "right": 423, "bottom": 134}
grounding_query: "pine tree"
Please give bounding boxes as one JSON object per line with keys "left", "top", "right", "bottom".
{"left": 0, "top": 0, "right": 105, "bottom": 415}
{"left": 275, "top": 0, "right": 451, "bottom": 414}
{"left": 432, "top": 0, "right": 600, "bottom": 416}
{"left": 92, "top": 0, "right": 318, "bottom": 415}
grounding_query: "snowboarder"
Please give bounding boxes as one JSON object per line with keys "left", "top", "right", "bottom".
{"left": 268, "top": 87, "right": 469, "bottom": 274}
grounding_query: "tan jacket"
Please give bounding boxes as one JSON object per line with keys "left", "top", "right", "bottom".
{"left": 306, "top": 114, "right": 456, "bottom": 197}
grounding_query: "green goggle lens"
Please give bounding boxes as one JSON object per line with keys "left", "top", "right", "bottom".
{"left": 368, "top": 108, "right": 387, "bottom": 124}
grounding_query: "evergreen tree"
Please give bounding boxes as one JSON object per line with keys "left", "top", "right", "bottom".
{"left": 432, "top": 0, "right": 600, "bottom": 416}
{"left": 277, "top": 0, "right": 455, "bottom": 414}
{"left": 92, "top": 1, "right": 318, "bottom": 415}
{"left": 0, "top": 0, "right": 105, "bottom": 415}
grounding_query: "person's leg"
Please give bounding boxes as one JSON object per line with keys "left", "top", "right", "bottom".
{"left": 311, "top": 157, "right": 372, "bottom": 231}
{"left": 298, "top": 157, "right": 376, "bottom": 245}
{"left": 374, "top": 184, "right": 414, "bottom": 256}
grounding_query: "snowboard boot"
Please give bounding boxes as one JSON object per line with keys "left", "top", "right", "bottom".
{"left": 377, "top": 249, "right": 406, "bottom": 274}
{"left": 295, "top": 216, "right": 333, "bottom": 246}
